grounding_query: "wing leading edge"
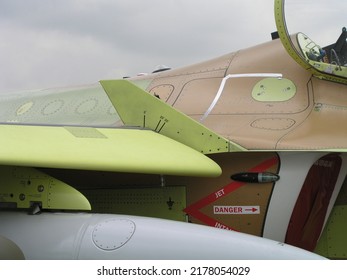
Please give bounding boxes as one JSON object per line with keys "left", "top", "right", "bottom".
{"left": 0, "top": 125, "right": 221, "bottom": 177}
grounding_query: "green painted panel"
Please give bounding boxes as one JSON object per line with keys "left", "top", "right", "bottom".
{"left": 0, "top": 125, "right": 221, "bottom": 177}
{"left": 252, "top": 78, "right": 296, "bottom": 102}
{"left": 0, "top": 166, "right": 91, "bottom": 211}
{"left": 315, "top": 205, "right": 347, "bottom": 259}
{"left": 83, "top": 186, "right": 186, "bottom": 221}
{"left": 100, "top": 79, "right": 246, "bottom": 154}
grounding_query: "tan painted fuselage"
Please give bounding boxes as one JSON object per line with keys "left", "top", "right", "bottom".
{"left": 131, "top": 37, "right": 347, "bottom": 150}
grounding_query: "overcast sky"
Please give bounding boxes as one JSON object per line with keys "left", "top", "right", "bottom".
{"left": 0, "top": 0, "right": 346, "bottom": 93}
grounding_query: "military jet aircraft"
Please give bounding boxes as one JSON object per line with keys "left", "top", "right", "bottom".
{"left": 0, "top": 0, "right": 346, "bottom": 259}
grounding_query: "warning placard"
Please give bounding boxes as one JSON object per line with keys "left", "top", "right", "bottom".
{"left": 213, "top": 205, "right": 260, "bottom": 215}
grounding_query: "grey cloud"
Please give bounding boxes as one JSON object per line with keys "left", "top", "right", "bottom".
{"left": 1, "top": 0, "right": 344, "bottom": 93}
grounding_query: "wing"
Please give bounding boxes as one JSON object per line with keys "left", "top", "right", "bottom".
{"left": 0, "top": 124, "right": 221, "bottom": 177}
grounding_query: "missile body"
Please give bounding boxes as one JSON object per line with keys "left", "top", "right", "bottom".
{"left": 231, "top": 172, "right": 280, "bottom": 183}
{"left": 0, "top": 211, "right": 325, "bottom": 260}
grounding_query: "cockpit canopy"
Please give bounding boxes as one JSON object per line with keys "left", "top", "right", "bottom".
{"left": 296, "top": 28, "right": 347, "bottom": 79}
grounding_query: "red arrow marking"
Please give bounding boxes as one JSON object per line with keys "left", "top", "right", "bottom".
{"left": 184, "top": 156, "right": 278, "bottom": 230}
{"left": 245, "top": 207, "right": 258, "bottom": 212}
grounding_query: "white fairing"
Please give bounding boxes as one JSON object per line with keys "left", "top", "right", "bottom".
{"left": 0, "top": 212, "right": 325, "bottom": 260}
{"left": 0, "top": 235, "right": 25, "bottom": 259}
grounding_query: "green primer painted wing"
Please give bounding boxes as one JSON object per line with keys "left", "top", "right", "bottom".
{"left": 0, "top": 124, "right": 221, "bottom": 177}
{"left": 100, "top": 79, "right": 245, "bottom": 154}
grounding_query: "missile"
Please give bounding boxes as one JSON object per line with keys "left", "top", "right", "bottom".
{"left": 231, "top": 172, "right": 280, "bottom": 183}
{"left": 0, "top": 211, "right": 325, "bottom": 260}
